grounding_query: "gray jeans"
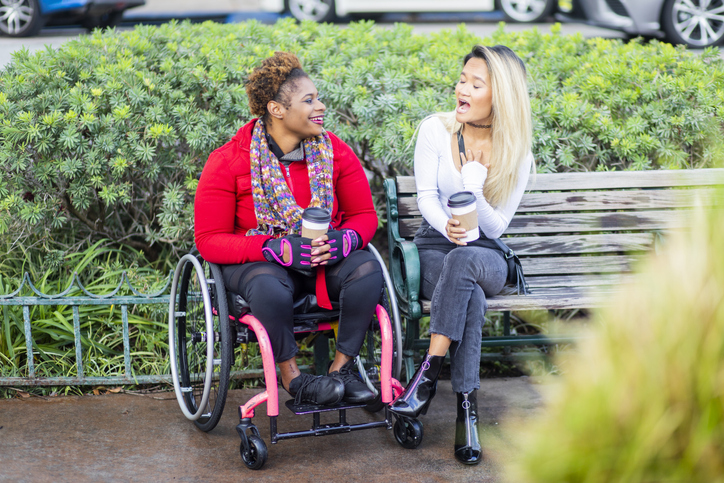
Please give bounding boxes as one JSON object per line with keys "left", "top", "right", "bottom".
{"left": 414, "top": 221, "right": 508, "bottom": 393}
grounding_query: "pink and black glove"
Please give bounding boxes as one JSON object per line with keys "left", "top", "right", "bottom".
{"left": 324, "top": 229, "right": 362, "bottom": 266}
{"left": 262, "top": 234, "right": 313, "bottom": 270}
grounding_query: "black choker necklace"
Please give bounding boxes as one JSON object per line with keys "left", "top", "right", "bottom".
{"left": 467, "top": 122, "right": 492, "bottom": 129}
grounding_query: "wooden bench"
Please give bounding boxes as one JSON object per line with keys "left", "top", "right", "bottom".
{"left": 384, "top": 168, "right": 724, "bottom": 377}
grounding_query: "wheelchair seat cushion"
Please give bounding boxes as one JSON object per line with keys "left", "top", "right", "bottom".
{"left": 226, "top": 291, "right": 340, "bottom": 322}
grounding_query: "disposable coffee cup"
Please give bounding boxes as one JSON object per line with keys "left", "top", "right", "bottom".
{"left": 448, "top": 191, "right": 479, "bottom": 243}
{"left": 301, "top": 207, "right": 331, "bottom": 240}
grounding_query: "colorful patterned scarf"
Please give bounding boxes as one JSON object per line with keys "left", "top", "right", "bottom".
{"left": 246, "top": 119, "right": 334, "bottom": 237}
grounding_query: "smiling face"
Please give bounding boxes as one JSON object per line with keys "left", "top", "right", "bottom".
{"left": 271, "top": 76, "right": 326, "bottom": 141}
{"left": 455, "top": 57, "right": 494, "bottom": 126}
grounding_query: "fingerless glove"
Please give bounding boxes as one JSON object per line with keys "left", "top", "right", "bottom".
{"left": 262, "top": 234, "right": 313, "bottom": 270}
{"left": 324, "top": 229, "right": 362, "bottom": 266}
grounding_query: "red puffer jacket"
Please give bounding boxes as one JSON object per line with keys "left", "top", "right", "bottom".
{"left": 194, "top": 119, "right": 378, "bottom": 265}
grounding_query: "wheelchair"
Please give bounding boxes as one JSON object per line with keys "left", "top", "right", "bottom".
{"left": 167, "top": 244, "right": 423, "bottom": 470}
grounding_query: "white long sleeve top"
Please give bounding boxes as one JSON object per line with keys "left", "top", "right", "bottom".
{"left": 414, "top": 116, "right": 533, "bottom": 240}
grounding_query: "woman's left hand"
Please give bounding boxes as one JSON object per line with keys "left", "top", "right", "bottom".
{"left": 309, "top": 235, "right": 332, "bottom": 267}
{"left": 309, "top": 229, "right": 361, "bottom": 267}
{"left": 460, "top": 148, "right": 490, "bottom": 169}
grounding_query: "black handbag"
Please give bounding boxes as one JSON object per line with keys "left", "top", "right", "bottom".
{"left": 492, "top": 238, "right": 530, "bottom": 295}
{"left": 456, "top": 131, "right": 529, "bottom": 295}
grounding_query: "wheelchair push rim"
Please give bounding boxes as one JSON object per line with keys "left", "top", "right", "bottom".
{"left": 168, "top": 254, "right": 216, "bottom": 421}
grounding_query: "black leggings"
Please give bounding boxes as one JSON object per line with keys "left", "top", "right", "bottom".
{"left": 221, "top": 250, "right": 384, "bottom": 362}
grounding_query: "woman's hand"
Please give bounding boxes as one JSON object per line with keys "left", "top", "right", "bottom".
{"left": 459, "top": 148, "right": 490, "bottom": 169}
{"left": 309, "top": 234, "right": 333, "bottom": 267}
{"left": 446, "top": 218, "right": 468, "bottom": 246}
{"left": 309, "top": 229, "right": 361, "bottom": 267}
{"left": 262, "top": 235, "right": 313, "bottom": 269}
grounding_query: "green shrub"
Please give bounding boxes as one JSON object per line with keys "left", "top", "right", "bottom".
{"left": 1, "top": 19, "right": 722, "bottom": 257}
{"left": 507, "top": 195, "right": 724, "bottom": 482}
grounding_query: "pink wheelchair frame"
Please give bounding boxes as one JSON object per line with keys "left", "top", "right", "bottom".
{"left": 169, "top": 248, "right": 420, "bottom": 471}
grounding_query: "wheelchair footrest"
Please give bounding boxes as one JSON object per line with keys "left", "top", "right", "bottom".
{"left": 284, "top": 399, "right": 367, "bottom": 415}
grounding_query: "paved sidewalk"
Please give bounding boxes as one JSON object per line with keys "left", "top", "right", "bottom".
{"left": 0, "top": 377, "right": 549, "bottom": 482}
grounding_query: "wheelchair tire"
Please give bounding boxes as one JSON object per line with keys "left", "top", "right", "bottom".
{"left": 359, "top": 268, "right": 400, "bottom": 413}
{"left": 393, "top": 417, "right": 424, "bottom": 449}
{"left": 240, "top": 435, "right": 268, "bottom": 470}
{"left": 356, "top": 243, "right": 403, "bottom": 413}
{"left": 169, "top": 254, "right": 233, "bottom": 432}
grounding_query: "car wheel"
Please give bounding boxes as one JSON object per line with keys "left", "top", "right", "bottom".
{"left": 661, "top": 0, "right": 724, "bottom": 48}
{"left": 288, "top": 0, "right": 336, "bottom": 23}
{"left": 0, "top": 0, "right": 45, "bottom": 37}
{"left": 497, "top": 0, "right": 557, "bottom": 23}
{"left": 82, "top": 11, "right": 124, "bottom": 31}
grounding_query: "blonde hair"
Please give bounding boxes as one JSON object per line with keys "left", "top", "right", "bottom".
{"left": 435, "top": 45, "right": 534, "bottom": 208}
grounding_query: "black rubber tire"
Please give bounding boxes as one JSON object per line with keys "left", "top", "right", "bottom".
{"left": 661, "top": 0, "right": 724, "bottom": 48}
{"left": 496, "top": 0, "right": 557, "bottom": 23}
{"left": 175, "top": 257, "right": 233, "bottom": 432}
{"left": 0, "top": 0, "right": 46, "bottom": 37}
{"left": 393, "top": 417, "right": 424, "bottom": 449}
{"left": 288, "top": 0, "right": 336, "bottom": 23}
{"left": 240, "top": 435, "right": 268, "bottom": 470}
{"left": 82, "top": 11, "right": 124, "bottom": 31}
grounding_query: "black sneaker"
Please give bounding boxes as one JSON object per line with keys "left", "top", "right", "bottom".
{"left": 329, "top": 359, "right": 375, "bottom": 404}
{"left": 287, "top": 373, "right": 344, "bottom": 406}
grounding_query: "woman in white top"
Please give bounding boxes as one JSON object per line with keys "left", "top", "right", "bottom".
{"left": 389, "top": 45, "right": 534, "bottom": 465}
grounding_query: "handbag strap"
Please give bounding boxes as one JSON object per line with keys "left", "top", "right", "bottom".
{"left": 492, "top": 237, "right": 514, "bottom": 258}
{"left": 456, "top": 131, "right": 465, "bottom": 168}
{"left": 493, "top": 238, "right": 530, "bottom": 295}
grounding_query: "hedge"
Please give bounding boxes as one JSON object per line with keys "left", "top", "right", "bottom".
{"left": 1, "top": 19, "right": 723, "bottom": 258}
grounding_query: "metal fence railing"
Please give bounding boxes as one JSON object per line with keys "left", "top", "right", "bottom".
{"left": 0, "top": 272, "right": 173, "bottom": 387}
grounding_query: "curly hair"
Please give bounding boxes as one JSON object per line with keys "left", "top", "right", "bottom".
{"left": 246, "top": 51, "right": 309, "bottom": 119}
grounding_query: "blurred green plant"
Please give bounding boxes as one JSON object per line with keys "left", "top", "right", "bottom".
{"left": 1, "top": 19, "right": 722, "bottom": 259}
{"left": 507, "top": 191, "right": 724, "bottom": 482}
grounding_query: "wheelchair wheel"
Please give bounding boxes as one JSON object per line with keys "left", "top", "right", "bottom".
{"left": 240, "top": 435, "right": 268, "bottom": 470}
{"left": 393, "top": 417, "right": 424, "bottom": 449}
{"left": 359, "top": 242, "right": 403, "bottom": 412}
{"left": 169, "top": 254, "right": 233, "bottom": 432}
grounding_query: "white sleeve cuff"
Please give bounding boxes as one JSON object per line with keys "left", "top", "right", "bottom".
{"left": 461, "top": 162, "right": 487, "bottom": 193}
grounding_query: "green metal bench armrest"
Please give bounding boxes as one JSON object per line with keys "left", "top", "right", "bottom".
{"left": 384, "top": 178, "right": 422, "bottom": 321}
{"left": 390, "top": 240, "right": 421, "bottom": 320}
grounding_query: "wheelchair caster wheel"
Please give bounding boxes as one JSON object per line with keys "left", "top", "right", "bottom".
{"left": 364, "top": 393, "right": 385, "bottom": 413}
{"left": 393, "top": 417, "right": 423, "bottom": 449}
{"left": 240, "top": 435, "right": 267, "bottom": 470}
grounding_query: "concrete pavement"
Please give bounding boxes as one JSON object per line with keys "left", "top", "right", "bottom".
{"left": 0, "top": 377, "right": 549, "bottom": 482}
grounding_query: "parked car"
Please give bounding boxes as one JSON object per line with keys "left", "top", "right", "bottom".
{"left": 261, "top": 0, "right": 558, "bottom": 24}
{"left": 0, "top": 0, "right": 145, "bottom": 38}
{"left": 557, "top": 0, "right": 724, "bottom": 48}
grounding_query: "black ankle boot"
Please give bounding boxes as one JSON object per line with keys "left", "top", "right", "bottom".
{"left": 454, "top": 390, "right": 482, "bottom": 465}
{"left": 389, "top": 351, "right": 444, "bottom": 418}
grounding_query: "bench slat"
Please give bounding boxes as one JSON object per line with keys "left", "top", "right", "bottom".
{"left": 504, "top": 233, "right": 654, "bottom": 255}
{"left": 399, "top": 210, "right": 685, "bottom": 237}
{"left": 420, "top": 286, "right": 618, "bottom": 312}
{"left": 521, "top": 255, "right": 637, "bottom": 275}
{"left": 396, "top": 188, "right": 719, "bottom": 217}
{"left": 516, "top": 188, "right": 720, "bottom": 213}
{"left": 396, "top": 168, "right": 724, "bottom": 194}
{"left": 525, "top": 273, "right": 632, "bottom": 288}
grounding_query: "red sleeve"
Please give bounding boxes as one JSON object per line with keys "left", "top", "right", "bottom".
{"left": 329, "top": 133, "right": 379, "bottom": 246}
{"left": 194, "top": 149, "right": 271, "bottom": 265}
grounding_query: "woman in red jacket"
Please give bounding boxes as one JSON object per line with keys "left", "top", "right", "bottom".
{"left": 195, "top": 52, "right": 382, "bottom": 407}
